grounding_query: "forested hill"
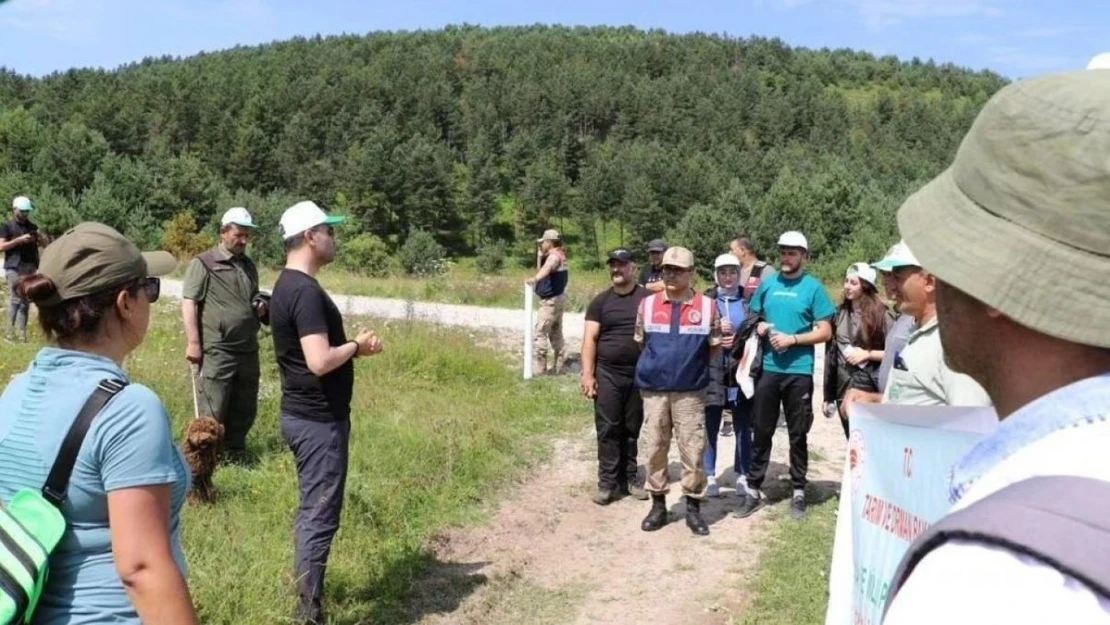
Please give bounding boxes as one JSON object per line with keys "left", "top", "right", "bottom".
{"left": 0, "top": 25, "right": 1007, "bottom": 273}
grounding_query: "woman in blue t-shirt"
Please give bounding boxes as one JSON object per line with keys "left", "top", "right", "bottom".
{"left": 0, "top": 223, "right": 198, "bottom": 624}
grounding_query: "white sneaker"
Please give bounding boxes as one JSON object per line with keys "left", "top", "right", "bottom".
{"left": 707, "top": 476, "right": 720, "bottom": 498}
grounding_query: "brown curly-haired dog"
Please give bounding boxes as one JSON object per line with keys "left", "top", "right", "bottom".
{"left": 183, "top": 416, "right": 225, "bottom": 504}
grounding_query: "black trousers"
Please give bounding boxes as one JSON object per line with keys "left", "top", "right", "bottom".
{"left": 594, "top": 365, "right": 644, "bottom": 491}
{"left": 281, "top": 414, "right": 351, "bottom": 624}
{"left": 748, "top": 372, "right": 814, "bottom": 491}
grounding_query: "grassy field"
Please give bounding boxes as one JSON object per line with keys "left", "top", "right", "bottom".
{"left": 738, "top": 499, "right": 838, "bottom": 625}
{"left": 0, "top": 302, "right": 586, "bottom": 624}
{"left": 1, "top": 297, "right": 839, "bottom": 624}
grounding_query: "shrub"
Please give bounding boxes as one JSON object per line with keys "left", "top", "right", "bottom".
{"left": 162, "top": 211, "right": 214, "bottom": 259}
{"left": 337, "top": 232, "right": 393, "bottom": 277}
{"left": 475, "top": 240, "right": 507, "bottom": 274}
{"left": 398, "top": 230, "right": 447, "bottom": 276}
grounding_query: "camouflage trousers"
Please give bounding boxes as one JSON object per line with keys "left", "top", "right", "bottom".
{"left": 534, "top": 294, "right": 566, "bottom": 374}
{"left": 640, "top": 390, "right": 709, "bottom": 499}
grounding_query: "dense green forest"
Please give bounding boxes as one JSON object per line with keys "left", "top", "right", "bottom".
{"left": 0, "top": 25, "right": 1007, "bottom": 277}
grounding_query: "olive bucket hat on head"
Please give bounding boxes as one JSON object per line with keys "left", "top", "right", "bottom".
{"left": 897, "top": 70, "right": 1110, "bottom": 348}
{"left": 38, "top": 222, "right": 177, "bottom": 305}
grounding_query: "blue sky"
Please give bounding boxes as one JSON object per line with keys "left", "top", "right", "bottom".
{"left": 0, "top": 0, "right": 1104, "bottom": 79}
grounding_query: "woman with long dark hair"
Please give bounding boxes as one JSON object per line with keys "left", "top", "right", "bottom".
{"left": 824, "top": 262, "right": 894, "bottom": 438}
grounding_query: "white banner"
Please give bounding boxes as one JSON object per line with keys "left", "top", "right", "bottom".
{"left": 825, "top": 403, "right": 998, "bottom": 625}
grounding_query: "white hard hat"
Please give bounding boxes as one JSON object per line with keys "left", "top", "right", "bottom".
{"left": 777, "top": 231, "right": 808, "bottom": 251}
{"left": 1087, "top": 53, "right": 1110, "bottom": 70}
{"left": 714, "top": 253, "right": 741, "bottom": 269}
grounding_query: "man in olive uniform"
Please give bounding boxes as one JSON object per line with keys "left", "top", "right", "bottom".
{"left": 182, "top": 207, "right": 267, "bottom": 461}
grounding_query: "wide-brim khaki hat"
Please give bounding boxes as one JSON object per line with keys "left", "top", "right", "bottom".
{"left": 898, "top": 69, "right": 1110, "bottom": 348}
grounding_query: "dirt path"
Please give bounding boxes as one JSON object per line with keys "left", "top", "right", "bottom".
{"left": 405, "top": 354, "right": 846, "bottom": 625}
{"left": 163, "top": 279, "right": 845, "bottom": 624}
{"left": 162, "top": 279, "right": 587, "bottom": 342}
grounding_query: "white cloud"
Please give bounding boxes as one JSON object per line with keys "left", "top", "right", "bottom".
{"left": 764, "top": 0, "right": 1003, "bottom": 30}
{"left": 0, "top": 0, "right": 107, "bottom": 43}
{"left": 985, "top": 46, "right": 1071, "bottom": 75}
{"left": 1012, "top": 26, "right": 1082, "bottom": 39}
{"left": 222, "top": 0, "right": 267, "bottom": 19}
{"left": 849, "top": 0, "right": 1003, "bottom": 30}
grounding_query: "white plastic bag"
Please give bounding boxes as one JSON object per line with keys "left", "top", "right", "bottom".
{"left": 735, "top": 333, "right": 759, "bottom": 399}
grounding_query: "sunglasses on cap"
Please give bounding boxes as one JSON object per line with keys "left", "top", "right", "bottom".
{"left": 661, "top": 265, "right": 691, "bottom": 274}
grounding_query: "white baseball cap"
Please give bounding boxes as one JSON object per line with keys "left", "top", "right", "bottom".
{"left": 846, "top": 262, "right": 878, "bottom": 287}
{"left": 871, "top": 240, "right": 921, "bottom": 272}
{"left": 714, "top": 253, "right": 740, "bottom": 269}
{"left": 12, "top": 196, "right": 33, "bottom": 212}
{"left": 221, "top": 207, "right": 256, "bottom": 229}
{"left": 777, "top": 231, "right": 808, "bottom": 251}
{"left": 279, "top": 201, "right": 345, "bottom": 240}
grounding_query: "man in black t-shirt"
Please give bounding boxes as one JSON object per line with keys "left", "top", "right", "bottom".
{"left": 270, "top": 200, "right": 382, "bottom": 625}
{"left": 638, "top": 238, "right": 667, "bottom": 293}
{"left": 581, "top": 248, "right": 649, "bottom": 505}
{"left": 0, "top": 196, "right": 47, "bottom": 341}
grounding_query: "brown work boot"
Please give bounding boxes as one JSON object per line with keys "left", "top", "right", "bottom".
{"left": 620, "top": 481, "right": 650, "bottom": 500}
{"left": 592, "top": 488, "right": 616, "bottom": 506}
{"left": 532, "top": 356, "right": 547, "bottom": 376}
{"left": 552, "top": 351, "right": 566, "bottom": 375}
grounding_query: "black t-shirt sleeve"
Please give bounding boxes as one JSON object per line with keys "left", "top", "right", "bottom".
{"left": 0, "top": 223, "right": 10, "bottom": 241}
{"left": 292, "top": 284, "right": 331, "bottom": 338}
{"left": 585, "top": 291, "right": 607, "bottom": 323}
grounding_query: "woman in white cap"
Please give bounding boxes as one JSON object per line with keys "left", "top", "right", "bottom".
{"left": 703, "top": 253, "right": 750, "bottom": 497}
{"left": 824, "top": 262, "right": 893, "bottom": 438}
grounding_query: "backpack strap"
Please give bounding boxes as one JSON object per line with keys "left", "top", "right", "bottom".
{"left": 42, "top": 378, "right": 129, "bottom": 507}
{"left": 196, "top": 249, "right": 223, "bottom": 274}
{"left": 884, "top": 475, "right": 1110, "bottom": 617}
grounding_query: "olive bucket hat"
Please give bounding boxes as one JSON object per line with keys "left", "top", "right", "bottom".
{"left": 897, "top": 70, "right": 1110, "bottom": 348}
{"left": 38, "top": 222, "right": 177, "bottom": 305}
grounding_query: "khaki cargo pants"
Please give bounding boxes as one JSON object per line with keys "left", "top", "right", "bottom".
{"left": 534, "top": 294, "right": 566, "bottom": 374}
{"left": 641, "top": 390, "right": 708, "bottom": 499}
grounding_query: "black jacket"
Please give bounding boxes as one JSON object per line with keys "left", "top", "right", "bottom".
{"left": 728, "top": 308, "right": 765, "bottom": 397}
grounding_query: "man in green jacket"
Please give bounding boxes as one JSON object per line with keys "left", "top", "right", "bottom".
{"left": 182, "top": 207, "right": 267, "bottom": 462}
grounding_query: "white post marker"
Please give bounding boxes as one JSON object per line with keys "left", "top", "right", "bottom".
{"left": 523, "top": 283, "right": 534, "bottom": 380}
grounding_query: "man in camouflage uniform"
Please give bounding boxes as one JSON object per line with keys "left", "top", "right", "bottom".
{"left": 527, "top": 229, "right": 569, "bottom": 374}
{"left": 182, "top": 207, "right": 268, "bottom": 461}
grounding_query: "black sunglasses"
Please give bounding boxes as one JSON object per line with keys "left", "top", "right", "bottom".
{"left": 142, "top": 277, "right": 161, "bottom": 303}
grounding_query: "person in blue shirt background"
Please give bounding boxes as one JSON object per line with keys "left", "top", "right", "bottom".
{"left": 0, "top": 222, "right": 198, "bottom": 624}
{"left": 733, "top": 231, "right": 835, "bottom": 521}
{"left": 702, "top": 253, "right": 751, "bottom": 498}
